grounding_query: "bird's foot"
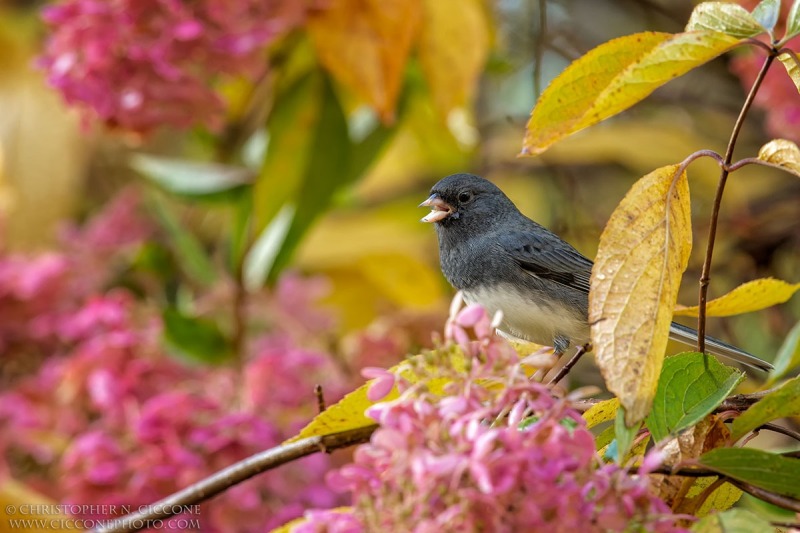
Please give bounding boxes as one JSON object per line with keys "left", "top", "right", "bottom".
{"left": 548, "top": 342, "right": 592, "bottom": 385}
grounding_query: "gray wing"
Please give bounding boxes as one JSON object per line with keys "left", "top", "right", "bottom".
{"left": 496, "top": 229, "right": 594, "bottom": 293}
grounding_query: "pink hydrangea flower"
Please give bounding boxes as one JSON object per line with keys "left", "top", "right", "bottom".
{"left": 38, "top": 0, "right": 309, "bottom": 133}
{"left": 299, "top": 302, "right": 687, "bottom": 533}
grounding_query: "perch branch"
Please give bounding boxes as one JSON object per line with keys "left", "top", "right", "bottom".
{"left": 93, "top": 425, "right": 378, "bottom": 533}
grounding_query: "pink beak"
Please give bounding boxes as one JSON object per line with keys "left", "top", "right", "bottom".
{"left": 419, "top": 194, "right": 453, "bottom": 223}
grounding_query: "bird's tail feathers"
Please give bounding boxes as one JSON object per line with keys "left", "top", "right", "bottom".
{"left": 668, "top": 322, "right": 773, "bottom": 372}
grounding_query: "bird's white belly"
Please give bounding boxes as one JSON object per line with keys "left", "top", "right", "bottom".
{"left": 463, "top": 285, "right": 590, "bottom": 347}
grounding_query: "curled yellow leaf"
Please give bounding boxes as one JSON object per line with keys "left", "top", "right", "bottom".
{"left": 778, "top": 52, "right": 800, "bottom": 95}
{"left": 675, "top": 277, "right": 800, "bottom": 317}
{"left": 757, "top": 138, "right": 800, "bottom": 178}
{"left": 521, "top": 31, "right": 739, "bottom": 156}
{"left": 590, "top": 165, "right": 692, "bottom": 426}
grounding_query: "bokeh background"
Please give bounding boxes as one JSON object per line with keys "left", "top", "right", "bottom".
{"left": 0, "top": 0, "right": 798, "bottom": 530}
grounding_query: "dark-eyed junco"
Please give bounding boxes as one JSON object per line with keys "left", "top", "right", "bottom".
{"left": 421, "top": 173, "right": 773, "bottom": 372}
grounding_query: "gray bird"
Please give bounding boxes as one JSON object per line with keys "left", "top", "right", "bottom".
{"left": 420, "top": 173, "right": 773, "bottom": 372}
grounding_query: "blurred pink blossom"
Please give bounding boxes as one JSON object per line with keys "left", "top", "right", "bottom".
{"left": 0, "top": 189, "right": 359, "bottom": 531}
{"left": 38, "top": 0, "right": 309, "bottom": 133}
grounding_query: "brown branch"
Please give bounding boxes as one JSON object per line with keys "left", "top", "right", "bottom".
{"left": 696, "top": 52, "right": 776, "bottom": 353}
{"left": 727, "top": 478, "right": 800, "bottom": 512}
{"left": 571, "top": 388, "right": 776, "bottom": 414}
{"left": 641, "top": 466, "right": 800, "bottom": 513}
{"left": 93, "top": 425, "right": 378, "bottom": 533}
{"left": 755, "top": 422, "right": 800, "bottom": 443}
{"left": 771, "top": 522, "right": 800, "bottom": 530}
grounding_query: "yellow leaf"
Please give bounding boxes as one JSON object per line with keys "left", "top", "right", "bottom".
{"left": 675, "top": 277, "right": 800, "bottom": 317}
{"left": 521, "top": 31, "right": 739, "bottom": 156}
{"left": 269, "top": 507, "right": 354, "bottom": 533}
{"left": 689, "top": 478, "right": 743, "bottom": 517}
{"left": 757, "top": 137, "right": 800, "bottom": 178}
{"left": 286, "top": 382, "right": 387, "bottom": 443}
{"left": 356, "top": 252, "right": 443, "bottom": 310}
{"left": 417, "top": 0, "right": 489, "bottom": 117}
{"left": 685, "top": 2, "right": 766, "bottom": 39}
{"left": 308, "top": 0, "right": 421, "bottom": 123}
{"left": 582, "top": 397, "right": 620, "bottom": 428}
{"left": 286, "top": 349, "right": 469, "bottom": 443}
{"left": 590, "top": 165, "right": 692, "bottom": 426}
{"left": 779, "top": 52, "right": 800, "bottom": 96}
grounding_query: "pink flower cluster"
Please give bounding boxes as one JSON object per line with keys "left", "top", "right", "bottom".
{"left": 1, "top": 293, "right": 349, "bottom": 530}
{"left": 296, "top": 303, "right": 687, "bottom": 533}
{"left": 0, "top": 189, "right": 151, "bottom": 358}
{"left": 38, "top": 0, "right": 308, "bottom": 133}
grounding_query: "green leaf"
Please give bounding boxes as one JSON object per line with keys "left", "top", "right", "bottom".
{"left": 698, "top": 448, "right": 800, "bottom": 499}
{"left": 646, "top": 352, "right": 744, "bottom": 442}
{"left": 768, "top": 320, "right": 800, "bottom": 384}
{"left": 730, "top": 376, "right": 800, "bottom": 441}
{"left": 162, "top": 308, "right": 230, "bottom": 364}
{"left": 253, "top": 73, "right": 319, "bottom": 235}
{"left": 751, "top": 0, "right": 780, "bottom": 33}
{"left": 132, "top": 155, "right": 253, "bottom": 198}
{"left": 522, "top": 30, "right": 738, "bottom": 155}
{"left": 243, "top": 205, "right": 295, "bottom": 291}
{"left": 252, "top": 70, "right": 398, "bottom": 286}
{"left": 147, "top": 193, "right": 216, "bottom": 287}
{"left": 613, "top": 407, "right": 640, "bottom": 464}
{"left": 691, "top": 508, "right": 773, "bottom": 533}
{"left": 686, "top": 2, "right": 766, "bottom": 39}
{"left": 785, "top": 0, "right": 800, "bottom": 42}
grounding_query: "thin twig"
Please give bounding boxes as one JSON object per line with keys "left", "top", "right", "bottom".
{"left": 93, "top": 425, "right": 378, "bottom": 533}
{"left": 728, "top": 156, "right": 800, "bottom": 177}
{"left": 771, "top": 522, "right": 800, "bottom": 529}
{"left": 755, "top": 422, "right": 800, "bottom": 443}
{"left": 532, "top": 0, "right": 547, "bottom": 99}
{"left": 727, "top": 478, "right": 800, "bottom": 512}
{"left": 571, "top": 388, "right": 777, "bottom": 414}
{"left": 696, "top": 52, "right": 776, "bottom": 353}
{"left": 641, "top": 467, "right": 800, "bottom": 513}
{"left": 315, "top": 384, "right": 327, "bottom": 414}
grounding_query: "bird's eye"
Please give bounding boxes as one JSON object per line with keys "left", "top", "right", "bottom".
{"left": 458, "top": 191, "right": 473, "bottom": 203}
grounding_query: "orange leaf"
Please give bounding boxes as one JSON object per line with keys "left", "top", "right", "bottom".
{"left": 308, "top": 0, "right": 422, "bottom": 123}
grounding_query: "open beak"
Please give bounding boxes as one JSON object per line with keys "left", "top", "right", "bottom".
{"left": 419, "top": 194, "right": 453, "bottom": 223}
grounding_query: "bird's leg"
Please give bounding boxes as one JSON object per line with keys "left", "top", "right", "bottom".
{"left": 552, "top": 335, "right": 571, "bottom": 358}
{"left": 549, "top": 342, "right": 593, "bottom": 385}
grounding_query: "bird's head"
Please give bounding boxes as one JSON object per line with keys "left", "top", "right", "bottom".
{"left": 420, "top": 173, "right": 516, "bottom": 232}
